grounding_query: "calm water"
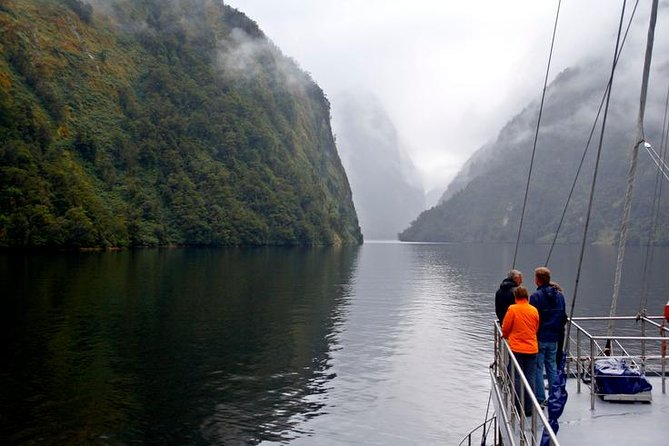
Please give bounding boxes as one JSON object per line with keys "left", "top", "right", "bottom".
{"left": 1, "top": 243, "right": 668, "bottom": 445}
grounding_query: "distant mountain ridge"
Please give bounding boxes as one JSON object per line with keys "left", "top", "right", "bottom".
{"left": 400, "top": 54, "right": 669, "bottom": 245}
{"left": 0, "top": 0, "right": 362, "bottom": 247}
{"left": 332, "top": 91, "right": 425, "bottom": 240}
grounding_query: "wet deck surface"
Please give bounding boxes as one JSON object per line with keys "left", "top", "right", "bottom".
{"left": 556, "top": 376, "right": 669, "bottom": 445}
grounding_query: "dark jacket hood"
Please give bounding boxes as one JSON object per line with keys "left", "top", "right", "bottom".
{"left": 499, "top": 277, "right": 517, "bottom": 291}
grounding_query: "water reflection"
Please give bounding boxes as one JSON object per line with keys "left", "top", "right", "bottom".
{"left": 1, "top": 243, "right": 667, "bottom": 445}
{"left": 0, "top": 247, "right": 359, "bottom": 445}
{"left": 284, "top": 242, "right": 669, "bottom": 445}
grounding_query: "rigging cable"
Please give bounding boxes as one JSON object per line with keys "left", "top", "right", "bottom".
{"left": 512, "top": 0, "right": 562, "bottom": 269}
{"left": 638, "top": 83, "right": 669, "bottom": 315}
{"left": 644, "top": 142, "right": 669, "bottom": 182}
{"left": 608, "top": 0, "right": 659, "bottom": 338}
{"left": 565, "top": 0, "right": 628, "bottom": 353}
{"left": 544, "top": 0, "right": 641, "bottom": 266}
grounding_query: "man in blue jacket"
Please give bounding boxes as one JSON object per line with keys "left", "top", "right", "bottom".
{"left": 530, "top": 266, "right": 567, "bottom": 405}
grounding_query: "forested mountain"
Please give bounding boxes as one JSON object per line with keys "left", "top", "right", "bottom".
{"left": 332, "top": 91, "right": 425, "bottom": 240}
{"left": 400, "top": 53, "right": 669, "bottom": 245}
{"left": 0, "top": 0, "right": 362, "bottom": 248}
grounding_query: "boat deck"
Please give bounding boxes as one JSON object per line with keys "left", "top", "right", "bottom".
{"left": 486, "top": 316, "right": 669, "bottom": 446}
{"left": 555, "top": 376, "right": 669, "bottom": 445}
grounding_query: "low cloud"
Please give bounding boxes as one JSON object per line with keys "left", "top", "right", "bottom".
{"left": 224, "top": 0, "right": 669, "bottom": 191}
{"left": 215, "top": 26, "right": 312, "bottom": 93}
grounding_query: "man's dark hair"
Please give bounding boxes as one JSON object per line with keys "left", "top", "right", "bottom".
{"left": 513, "top": 286, "right": 529, "bottom": 300}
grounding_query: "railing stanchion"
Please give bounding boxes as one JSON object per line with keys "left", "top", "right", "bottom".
{"left": 577, "top": 327, "right": 581, "bottom": 393}
{"left": 495, "top": 323, "right": 499, "bottom": 377}
{"left": 511, "top": 361, "right": 516, "bottom": 432}
{"left": 590, "top": 338, "right": 596, "bottom": 410}
{"left": 641, "top": 317, "right": 647, "bottom": 374}
{"left": 531, "top": 406, "right": 537, "bottom": 445}
{"left": 494, "top": 414, "right": 498, "bottom": 445}
{"left": 662, "top": 326, "right": 666, "bottom": 394}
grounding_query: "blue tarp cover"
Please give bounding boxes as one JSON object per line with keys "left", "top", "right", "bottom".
{"left": 594, "top": 358, "right": 652, "bottom": 395}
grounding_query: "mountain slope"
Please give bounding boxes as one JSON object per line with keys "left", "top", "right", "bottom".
{"left": 400, "top": 55, "right": 669, "bottom": 245}
{"left": 0, "top": 0, "right": 362, "bottom": 247}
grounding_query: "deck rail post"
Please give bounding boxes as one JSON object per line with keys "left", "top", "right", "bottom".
{"left": 499, "top": 326, "right": 511, "bottom": 421}
{"left": 510, "top": 354, "right": 516, "bottom": 432}
{"left": 530, "top": 407, "right": 537, "bottom": 445}
{"left": 641, "top": 316, "right": 647, "bottom": 374}
{"left": 519, "top": 364, "right": 526, "bottom": 444}
{"left": 494, "top": 324, "right": 499, "bottom": 378}
{"left": 590, "top": 337, "right": 596, "bottom": 410}
{"left": 494, "top": 414, "right": 498, "bottom": 446}
{"left": 576, "top": 327, "right": 582, "bottom": 394}
{"left": 662, "top": 325, "right": 666, "bottom": 394}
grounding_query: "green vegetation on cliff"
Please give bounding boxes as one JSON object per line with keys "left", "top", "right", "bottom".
{"left": 0, "top": 0, "right": 362, "bottom": 248}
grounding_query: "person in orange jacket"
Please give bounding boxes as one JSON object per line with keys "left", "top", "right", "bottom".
{"left": 502, "top": 285, "right": 539, "bottom": 416}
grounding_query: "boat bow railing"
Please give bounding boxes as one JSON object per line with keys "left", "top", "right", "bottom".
{"left": 457, "top": 417, "right": 497, "bottom": 446}
{"left": 567, "top": 315, "right": 668, "bottom": 409}
{"left": 491, "top": 322, "right": 560, "bottom": 446}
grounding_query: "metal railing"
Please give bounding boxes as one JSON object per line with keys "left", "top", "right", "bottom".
{"left": 467, "top": 315, "right": 668, "bottom": 445}
{"left": 492, "top": 322, "right": 559, "bottom": 446}
{"left": 458, "top": 416, "right": 497, "bottom": 446}
{"left": 566, "top": 315, "right": 668, "bottom": 410}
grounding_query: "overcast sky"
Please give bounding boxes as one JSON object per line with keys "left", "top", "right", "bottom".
{"left": 223, "top": 0, "right": 651, "bottom": 192}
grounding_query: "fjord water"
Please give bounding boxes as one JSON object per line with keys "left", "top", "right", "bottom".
{"left": 1, "top": 243, "right": 668, "bottom": 445}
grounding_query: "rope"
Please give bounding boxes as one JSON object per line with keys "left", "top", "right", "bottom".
{"left": 545, "top": 0, "right": 641, "bottom": 266}
{"left": 565, "top": 0, "right": 627, "bottom": 353}
{"left": 512, "top": 0, "right": 562, "bottom": 268}
{"left": 608, "top": 0, "right": 659, "bottom": 338}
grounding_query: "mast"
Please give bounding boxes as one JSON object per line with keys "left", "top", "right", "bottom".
{"left": 608, "top": 0, "right": 659, "bottom": 337}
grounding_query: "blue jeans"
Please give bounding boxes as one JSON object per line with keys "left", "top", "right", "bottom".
{"left": 535, "top": 341, "right": 557, "bottom": 402}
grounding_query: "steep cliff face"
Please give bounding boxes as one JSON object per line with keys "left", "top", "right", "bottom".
{"left": 0, "top": 0, "right": 362, "bottom": 247}
{"left": 400, "top": 57, "right": 669, "bottom": 244}
{"left": 332, "top": 91, "right": 425, "bottom": 240}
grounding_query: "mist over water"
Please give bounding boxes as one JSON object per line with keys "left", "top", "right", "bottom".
{"left": 2, "top": 243, "right": 668, "bottom": 444}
